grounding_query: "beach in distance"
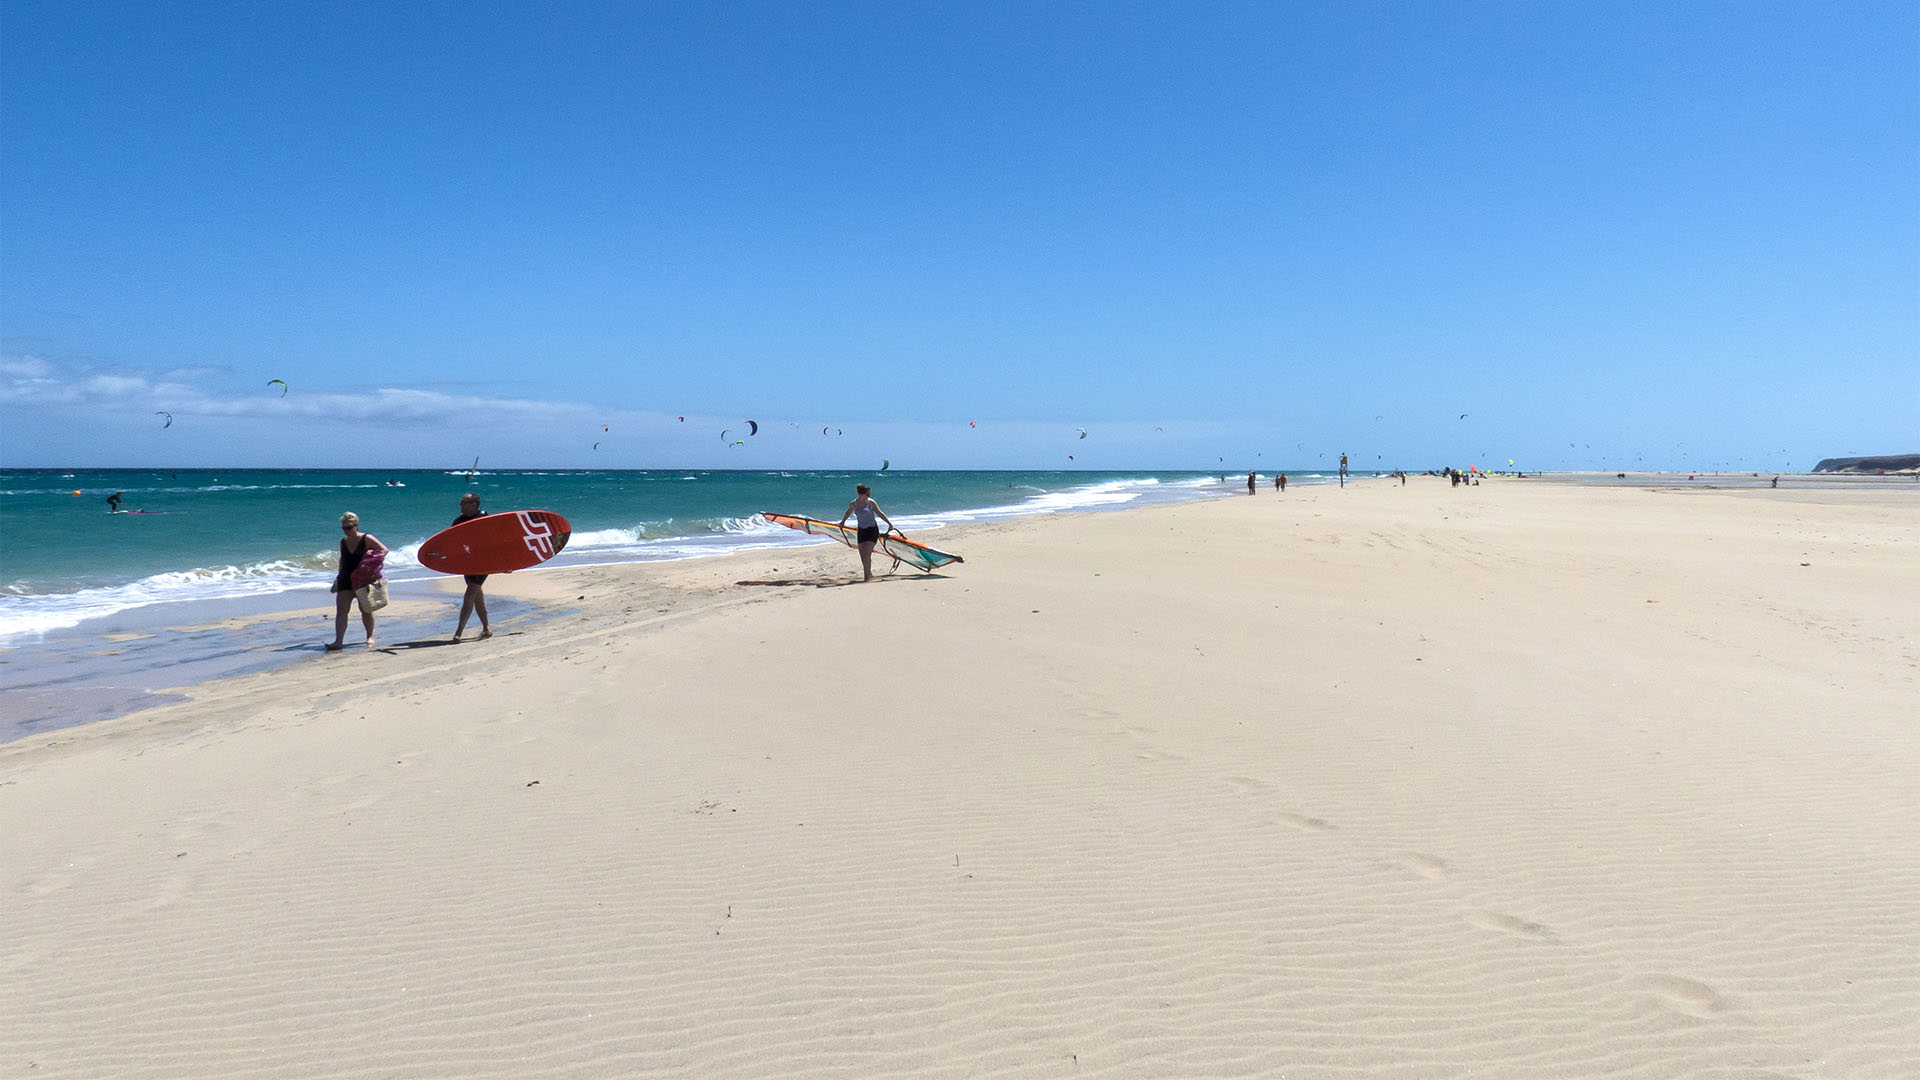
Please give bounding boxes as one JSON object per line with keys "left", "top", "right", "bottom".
{"left": 3, "top": 476, "right": 1917, "bottom": 1078}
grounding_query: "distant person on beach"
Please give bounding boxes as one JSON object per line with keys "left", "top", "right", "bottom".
{"left": 452, "top": 493, "right": 491, "bottom": 641}
{"left": 1771, "top": 476, "right": 1779, "bottom": 488}
{"left": 837, "top": 483, "right": 896, "bottom": 582}
{"left": 1247, "top": 471, "right": 1257, "bottom": 495}
{"left": 106, "top": 491, "right": 123, "bottom": 512}
{"left": 1279, "top": 474, "right": 1287, "bottom": 492}
{"left": 1339, "top": 453, "right": 1348, "bottom": 487}
{"left": 328, "top": 511, "right": 387, "bottom": 651}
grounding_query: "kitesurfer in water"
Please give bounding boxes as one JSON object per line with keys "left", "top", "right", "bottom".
{"left": 327, "top": 511, "right": 387, "bottom": 651}
{"left": 451, "top": 493, "right": 491, "bottom": 641}
{"left": 837, "top": 483, "right": 896, "bottom": 582}
{"left": 106, "top": 491, "right": 124, "bottom": 512}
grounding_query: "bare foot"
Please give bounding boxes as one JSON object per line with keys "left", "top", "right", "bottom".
{"left": 364, "top": 638, "right": 377, "bottom": 649}
{"left": 478, "top": 628, "right": 492, "bottom": 640}
{"left": 452, "top": 631, "right": 464, "bottom": 642}
{"left": 324, "top": 642, "right": 344, "bottom": 651}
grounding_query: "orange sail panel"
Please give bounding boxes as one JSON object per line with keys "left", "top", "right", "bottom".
{"left": 762, "top": 512, "right": 964, "bottom": 572}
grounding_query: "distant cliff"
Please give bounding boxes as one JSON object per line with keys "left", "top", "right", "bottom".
{"left": 1811, "top": 454, "right": 1920, "bottom": 473}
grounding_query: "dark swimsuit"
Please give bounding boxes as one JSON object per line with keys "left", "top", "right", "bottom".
{"left": 334, "top": 535, "right": 368, "bottom": 593}
{"left": 455, "top": 511, "right": 488, "bottom": 586}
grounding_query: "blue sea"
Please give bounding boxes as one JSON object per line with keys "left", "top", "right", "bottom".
{"left": 0, "top": 467, "right": 1352, "bottom": 739}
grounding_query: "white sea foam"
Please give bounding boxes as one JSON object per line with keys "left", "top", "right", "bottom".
{"left": 0, "top": 475, "right": 1220, "bottom": 642}
{"left": 0, "top": 557, "right": 335, "bottom": 640}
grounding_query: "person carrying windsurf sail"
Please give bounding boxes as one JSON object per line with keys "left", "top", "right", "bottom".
{"left": 327, "top": 511, "right": 387, "bottom": 651}
{"left": 837, "top": 483, "right": 896, "bottom": 582}
{"left": 451, "top": 492, "right": 491, "bottom": 641}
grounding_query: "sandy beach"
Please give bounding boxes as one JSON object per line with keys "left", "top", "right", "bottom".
{"left": 3, "top": 478, "right": 1916, "bottom": 1078}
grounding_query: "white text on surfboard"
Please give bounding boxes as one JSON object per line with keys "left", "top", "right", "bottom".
{"left": 517, "top": 512, "right": 557, "bottom": 559}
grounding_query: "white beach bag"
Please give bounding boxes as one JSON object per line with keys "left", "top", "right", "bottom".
{"left": 357, "top": 579, "right": 390, "bottom": 612}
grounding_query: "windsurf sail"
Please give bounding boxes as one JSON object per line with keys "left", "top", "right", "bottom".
{"left": 762, "top": 512, "right": 964, "bottom": 573}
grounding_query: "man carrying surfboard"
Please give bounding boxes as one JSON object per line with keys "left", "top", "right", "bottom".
{"left": 451, "top": 493, "right": 491, "bottom": 641}
{"left": 837, "top": 483, "right": 896, "bottom": 582}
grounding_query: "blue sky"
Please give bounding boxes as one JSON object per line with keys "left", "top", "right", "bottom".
{"left": 3, "top": 1, "right": 1914, "bottom": 471}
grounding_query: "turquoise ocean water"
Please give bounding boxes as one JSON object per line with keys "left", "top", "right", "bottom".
{"left": 0, "top": 467, "right": 1348, "bottom": 738}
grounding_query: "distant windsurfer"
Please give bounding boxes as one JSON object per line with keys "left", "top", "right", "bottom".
{"left": 327, "top": 511, "right": 387, "bottom": 651}
{"left": 451, "top": 493, "right": 491, "bottom": 641}
{"left": 106, "top": 491, "right": 124, "bottom": 513}
{"left": 837, "top": 483, "right": 896, "bottom": 582}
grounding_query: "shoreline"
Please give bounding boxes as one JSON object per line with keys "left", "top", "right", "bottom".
{"left": 7, "top": 471, "right": 1914, "bottom": 744}
{"left": 8, "top": 465, "right": 1369, "bottom": 746}
{"left": 1, "top": 472, "right": 1257, "bottom": 739}
{"left": 4, "top": 477, "right": 1917, "bottom": 1075}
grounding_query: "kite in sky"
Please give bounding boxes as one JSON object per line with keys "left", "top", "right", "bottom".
{"left": 268, "top": 379, "right": 288, "bottom": 397}
{"left": 156, "top": 411, "right": 172, "bottom": 429}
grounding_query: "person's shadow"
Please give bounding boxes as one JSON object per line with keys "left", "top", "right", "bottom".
{"left": 377, "top": 634, "right": 521, "bottom": 652}
{"left": 737, "top": 574, "right": 952, "bottom": 588}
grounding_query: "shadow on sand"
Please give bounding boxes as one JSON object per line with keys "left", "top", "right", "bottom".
{"left": 736, "top": 574, "right": 952, "bottom": 588}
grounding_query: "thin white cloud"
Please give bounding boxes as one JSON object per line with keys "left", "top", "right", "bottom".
{"left": 0, "top": 355, "right": 52, "bottom": 378}
{"left": 83, "top": 374, "right": 151, "bottom": 396}
{"left": 0, "top": 354, "right": 590, "bottom": 424}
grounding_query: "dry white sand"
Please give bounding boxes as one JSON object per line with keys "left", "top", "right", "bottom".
{"left": 4, "top": 479, "right": 1917, "bottom": 1078}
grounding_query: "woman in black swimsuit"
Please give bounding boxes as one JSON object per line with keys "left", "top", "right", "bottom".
{"left": 327, "top": 511, "right": 388, "bottom": 651}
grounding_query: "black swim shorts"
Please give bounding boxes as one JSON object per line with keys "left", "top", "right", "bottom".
{"left": 857, "top": 525, "right": 881, "bottom": 544}
{"left": 465, "top": 574, "right": 488, "bottom": 587}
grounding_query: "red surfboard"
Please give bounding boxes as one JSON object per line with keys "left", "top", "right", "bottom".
{"left": 418, "top": 510, "right": 572, "bottom": 575}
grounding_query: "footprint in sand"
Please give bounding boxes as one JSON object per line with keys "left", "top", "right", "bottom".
{"left": 28, "top": 870, "right": 77, "bottom": 896}
{"left": 1468, "top": 910, "right": 1558, "bottom": 942}
{"left": 1275, "top": 811, "right": 1337, "bottom": 832}
{"left": 146, "top": 874, "right": 191, "bottom": 910}
{"left": 1640, "top": 973, "right": 1727, "bottom": 1018}
{"left": 1392, "top": 852, "right": 1452, "bottom": 880}
{"left": 27, "top": 855, "right": 99, "bottom": 895}
{"left": 1223, "top": 776, "right": 1272, "bottom": 793}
